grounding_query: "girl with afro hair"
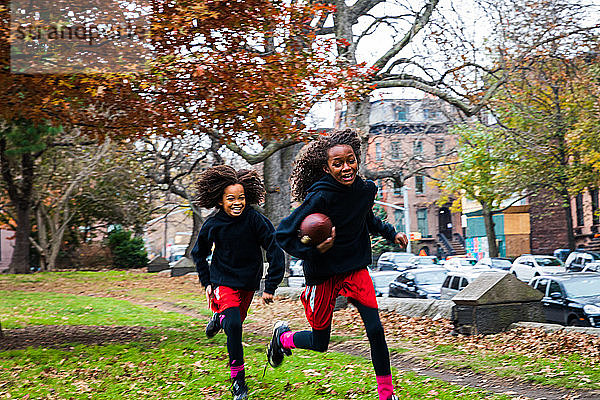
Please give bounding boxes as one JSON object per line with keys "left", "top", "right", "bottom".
{"left": 191, "top": 165, "right": 284, "bottom": 400}
{"left": 270, "top": 129, "right": 408, "bottom": 400}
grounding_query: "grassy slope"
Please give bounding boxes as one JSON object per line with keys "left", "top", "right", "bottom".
{"left": 0, "top": 290, "right": 510, "bottom": 400}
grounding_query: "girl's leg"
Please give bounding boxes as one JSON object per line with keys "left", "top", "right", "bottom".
{"left": 352, "top": 301, "right": 393, "bottom": 400}
{"left": 280, "top": 326, "right": 331, "bottom": 352}
{"left": 221, "top": 307, "right": 245, "bottom": 381}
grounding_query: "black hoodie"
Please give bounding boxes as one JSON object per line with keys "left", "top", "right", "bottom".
{"left": 276, "top": 174, "right": 397, "bottom": 285}
{"left": 191, "top": 206, "right": 284, "bottom": 294}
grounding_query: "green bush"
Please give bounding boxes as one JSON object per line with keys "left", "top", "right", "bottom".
{"left": 106, "top": 229, "right": 148, "bottom": 269}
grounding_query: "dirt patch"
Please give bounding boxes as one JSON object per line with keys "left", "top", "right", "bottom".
{"left": 0, "top": 325, "right": 148, "bottom": 350}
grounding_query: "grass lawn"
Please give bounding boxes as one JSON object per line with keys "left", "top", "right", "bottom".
{"left": 418, "top": 344, "right": 600, "bottom": 390}
{"left": 0, "top": 290, "right": 511, "bottom": 399}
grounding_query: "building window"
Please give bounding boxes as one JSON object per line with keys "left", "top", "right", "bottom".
{"left": 592, "top": 189, "right": 599, "bottom": 225}
{"left": 417, "top": 208, "right": 429, "bottom": 237}
{"left": 376, "top": 179, "right": 383, "bottom": 199}
{"left": 413, "top": 140, "right": 423, "bottom": 156}
{"left": 394, "top": 209, "right": 405, "bottom": 233}
{"left": 394, "top": 105, "right": 407, "bottom": 121}
{"left": 393, "top": 181, "right": 402, "bottom": 196}
{"left": 391, "top": 141, "right": 401, "bottom": 160}
{"left": 375, "top": 142, "right": 382, "bottom": 161}
{"left": 423, "top": 108, "right": 439, "bottom": 120}
{"left": 415, "top": 175, "right": 425, "bottom": 194}
{"left": 435, "top": 139, "right": 444, "bottom": 157}
{"left": 576, "top": 193, "right": 584, "bottom": 227}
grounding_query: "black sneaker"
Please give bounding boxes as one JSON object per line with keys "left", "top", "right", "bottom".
{"left": 230, "top": 378, "right": 248, "bottom": 400}
{"left": 387, "top": 396, "right": 398, "bottom": 400}
{"left": 267, "top": 321, "right": 291, "bottom": 368}
{"left": 205, "top": 312, "right": 221, "bottom": 338}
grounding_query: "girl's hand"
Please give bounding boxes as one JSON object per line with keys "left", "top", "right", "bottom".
{"left": 316, "top": 226, "right": 336, "bottom": 254}
{"left": 261, "top": 292, "right": 274, "bottom": 305}
{"left": 205, "top": 284, "right": 214, "bottom": 309}
{"left": 394, "top": 232, "right": 409, "bottom": 247}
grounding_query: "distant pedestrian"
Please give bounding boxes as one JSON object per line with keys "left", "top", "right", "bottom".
{"left": 270, "top": 129, "right": 408, "bottom": 400}
{"left": 192, "top": 165, "right": 284, "bottom": 400}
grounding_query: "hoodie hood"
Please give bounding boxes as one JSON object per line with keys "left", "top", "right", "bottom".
{"left": 307, "top": 173, "right": 366, "bottom": 195}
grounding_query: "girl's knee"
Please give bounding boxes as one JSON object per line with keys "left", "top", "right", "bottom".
{"left": 313, "top": 341, "right": 329, "bottom": 352}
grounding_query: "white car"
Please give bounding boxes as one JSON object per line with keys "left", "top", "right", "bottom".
{"left": 582, "top": 262, "right": 600, "bottom": 273}
{"left": 369, "top": 270, "right": 402, "bottom": 297}
{"left": 475, "top": 257, "right": 513, "bottom": 271}
{"left": 440, "top": 269, "right": 488, "bottom": 299}
{"left": 444, "top": 257, "right": 479, "bottom": 271}
{"left": 509, "top": 255, "right": 565, "bottom": 282}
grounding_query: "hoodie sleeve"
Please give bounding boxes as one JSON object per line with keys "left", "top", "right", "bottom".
{"left": 191, "top": 222, "right": 212, "bottom": 287}
{"left": 365, "top": 180, "right": 397, "bottom": 242}
{"left": 367, "top": 208, "right": 397, "bottom": 241}
{"left": 253, "top": 211, "right": 285, "bottom": 294}
{"left": 275, "top": 192, "right": 325, "bottom": 261}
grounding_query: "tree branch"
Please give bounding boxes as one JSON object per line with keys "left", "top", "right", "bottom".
{"left": 371, "top": 0, "right": 439, "bottom": 72}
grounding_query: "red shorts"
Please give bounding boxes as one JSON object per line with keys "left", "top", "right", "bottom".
{"left": 300, "top": 268, "right": 378, "bottom": 330}
{"left": 210, "top": 286, "right": 254, "bottom": 322}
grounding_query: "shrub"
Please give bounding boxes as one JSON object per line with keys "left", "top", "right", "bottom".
{"left": 106, "top": 229, "right": 148, "bottom": 269}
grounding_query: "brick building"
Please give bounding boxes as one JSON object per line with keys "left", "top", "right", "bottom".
{"left": 354, "top": 98, "right": 465, "bottom": 256}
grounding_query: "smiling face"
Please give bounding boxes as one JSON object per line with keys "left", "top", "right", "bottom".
{"left": 219, "top": 184, "right": 246, "bottom": 217}
{"left": 323, "top": 144, "right": 358, "bottom": 186}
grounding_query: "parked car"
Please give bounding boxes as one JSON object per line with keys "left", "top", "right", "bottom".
{"left": 388, "top": 268, "right": 448, "bottom": 299}
{"left": 444, "top": 257, "right": 478, "bottom": 270}
{"left": 582, "top": 262, "right": 600, "bottom": 273}
{"left": 564, "top": 250, "right": 600, "bottom": 272}
{"left": 376, "top": 252, "right": 414, "bottom": 271}
{"left": 440, "top": 269, "right": 488, "bottom": 300}
{"left": 370, "top": 270, "right": 402, "bottom": 297}
{"left": 509, "top": 255, "right": 565, "bottom": 282}
{"left": 290, "top": 259, "right": 304, "bottom": 276}
{"left": 474, "top": 257, "right": 513, "bottom": 271}
{"left": 288, "top": 259, "right": 305, "bottom": 287}
{"left": 529, "top": 272, "right": 600, "bottom": 327}
{"left": 409, "top": 255, "right": 440, "bottom": 268}
{"left": 553, "top": 248, "right": 570, "bottom": 263}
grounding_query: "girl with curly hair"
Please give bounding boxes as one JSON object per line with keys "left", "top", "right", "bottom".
{"left": 269, "top": 129, "right": 408, "bottom": 400}
{"left": 191, "top": 165, "right": 284, "bottom": 400}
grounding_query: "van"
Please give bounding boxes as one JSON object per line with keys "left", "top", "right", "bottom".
{"left": 440, "top": 269, "right": 487, "bottom": 300}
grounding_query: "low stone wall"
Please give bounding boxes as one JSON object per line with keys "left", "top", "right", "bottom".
{"left": 509, "top": 321, "right": 600, "bottom": 337}
{"left": 274, "top": 287, "right": 454, "bottom": 320}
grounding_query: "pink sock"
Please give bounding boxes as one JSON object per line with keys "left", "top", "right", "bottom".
{"left": 230, "top": 363, "right": 244, "bottom": 379}
{"left": 280, "top": 331, "right": 296, "bottom": 349}
{"left": 376, "top": 375, "right": 393, "bottom": 400}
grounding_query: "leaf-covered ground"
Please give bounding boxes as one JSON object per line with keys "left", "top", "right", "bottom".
{"left": 1, "top": 270, "right": 599, "bottom": 399}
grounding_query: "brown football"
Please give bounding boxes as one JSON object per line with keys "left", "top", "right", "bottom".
{"left": 299, "top": 213, "right": 333, "bottom": 245}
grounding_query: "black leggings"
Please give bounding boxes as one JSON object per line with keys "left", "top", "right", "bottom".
{"left": 221, "top": 307, "right": 244, "bottom": 370}
{"left": 292, "top": 300, "right": 391, "bottom": 376}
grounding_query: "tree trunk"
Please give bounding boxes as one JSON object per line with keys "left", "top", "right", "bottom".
{"left": 263, "top": 145, "right": 299, "bottom": 228}
{"left": 263, "top": 144, "right": 300, "bottom": 277}
{"left": 9, "top": 202, "right": 32, "bottom": 274}
{"left": 561, "top": 189, "right": 576, "bottom": 251}
{"left": 482, "top": 202, "right": 499, "bottom": 257}
{"left": 185, "top": 209, "right": 203, "bottom": 258}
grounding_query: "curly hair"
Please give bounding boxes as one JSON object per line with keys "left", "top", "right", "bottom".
{"left": 290, "top": 129, "right": 362, "bottom": 201}
{"left": 195, "top": 165, "right": 265, "bottom": 209}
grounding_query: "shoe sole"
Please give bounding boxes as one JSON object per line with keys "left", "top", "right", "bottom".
{"left": 267, "top": 321, "right": 287, "bottom": 368}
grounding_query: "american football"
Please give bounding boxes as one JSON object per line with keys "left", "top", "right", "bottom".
{"left": 299, "top": 213, "right": 333, "bottom": 245}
